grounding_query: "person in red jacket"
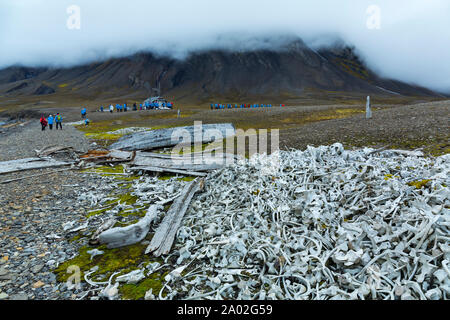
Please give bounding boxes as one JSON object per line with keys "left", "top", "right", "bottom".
{"left": 40, "top": 115, "right": 48, "bottom": 131}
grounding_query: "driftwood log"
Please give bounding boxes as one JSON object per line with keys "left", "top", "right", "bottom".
{"left": 146, "top": 178, "right": 204, "bottom": 256}
{"left": 109, "top": 123, "right": 236, "bottom": 151}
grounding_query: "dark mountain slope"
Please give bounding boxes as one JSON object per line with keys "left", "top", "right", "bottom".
{"left": 0, "top": 39, "right": 442, "bottom": 104}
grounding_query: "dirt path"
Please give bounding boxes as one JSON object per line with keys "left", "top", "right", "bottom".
{"left": 0, "top": 121, "right": 92, "bottom": 161}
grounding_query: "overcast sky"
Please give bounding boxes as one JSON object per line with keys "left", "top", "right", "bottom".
{"left": 1, "top": 0, "right": 449, "bottom": 93}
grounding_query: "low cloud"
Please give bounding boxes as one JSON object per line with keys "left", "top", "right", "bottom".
{"left": 1, "top": 0, "right": 449, "bottom": 93}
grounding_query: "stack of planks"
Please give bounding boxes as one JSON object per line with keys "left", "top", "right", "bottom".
{"left": 128, "top": 151, "right": 238, "bottom": 177}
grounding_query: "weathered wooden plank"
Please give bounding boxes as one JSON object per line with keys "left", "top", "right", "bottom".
{"left": 35, "top": 145, "right": 74, "bottom": 157}
{"left": 0, "top": 158, "right": 72, "bottom": 175}
{"left": 137, "top": 151, "right": 238, "bottom": 161}
{"left": 109, "top": 123, "right": 236, "bottom": 151}
{"left": 0, "top": 167, "right": 73, "bottom": 184}
{"left": 136, "top": 148, "right": 223, "bottom": 159}
{"left": 132, "top": 155, "right": 226, "bottom": 172}
{"left": 107, "top": 150, "right": 135, "bottom": 160}
{"left": 132, "top": 152, "right": 237, "bottom": 173}
{"left": 129, "top": 166, "right": 208, "bottom": 177}
{"left": 146, "top": 179, "right": 204, "bottom": 256}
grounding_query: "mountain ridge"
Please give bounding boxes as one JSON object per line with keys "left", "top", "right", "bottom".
{"left": 0, "top": 39, "right": 445, "bottom": 104}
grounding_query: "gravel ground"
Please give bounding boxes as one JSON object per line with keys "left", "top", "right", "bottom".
{"left": 0, "top": 100, "right": 448, "bottom": 300}
{"left": 0, "top": 121, "right": 104, "bottom": 300}
{"left": 280, "top": 100, "right": 450, "bottom": 155}
{"left": 0, "top": 121, "right": 91, "bottom": 161}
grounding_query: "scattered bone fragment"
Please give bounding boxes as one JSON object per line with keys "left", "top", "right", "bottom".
{"left": 98, "top": 205, "right": 161, "bottom": 249}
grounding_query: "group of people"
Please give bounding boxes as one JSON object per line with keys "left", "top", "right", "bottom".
{"left": 39, "top": 113, "right": 63, "bottom": 131}
{"left": 97, "top": 101, "right": 174, "bottom": 113}
{"left": 142, "top": 101, "right": 173, "bottom": 110}
{"left": 210, "top": 103, "right": 284, "bottom": 110}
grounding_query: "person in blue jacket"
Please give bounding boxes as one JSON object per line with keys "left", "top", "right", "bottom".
{"left": 55, "top": 113, "right": 63, "bottom": 130}
{"left": 81, "top": 108, "right": 87, "bottom": 119}
{"left": 100, "top": 106, "right": 104, "bottom": 112}
{"left": 47, "top": 114, "right": 54, "bottom": 130}
{"left": 124, "top": 104, "right": 127, "bottom": 112}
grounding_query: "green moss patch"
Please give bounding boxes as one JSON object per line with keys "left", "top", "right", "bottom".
{"left": 104, "top": 192, "right": 138, "bottom": 206}
{"left": 84, "top": 132, "right": 123, "bottom": 140}
{"left": 118, "top": 205, "right": 149, "bottom": 218}
{"left": 119, "top": 273, "right": 168, "bottom": 300}
{"left": 83, "top": 165, "right": 125, "bottom": 174}
{"left": 54, "top": 243, "right": 165, "bottom": 283}
{"left": 408, "top": 179, "right": 432, "bottom": 189}
{"left": 86, "top": 207, "right": 111, "bottom": 218}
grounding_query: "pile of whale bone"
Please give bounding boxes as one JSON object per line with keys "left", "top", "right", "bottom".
{"left": 90, "top": 143, "right": 449, "bottom": 300}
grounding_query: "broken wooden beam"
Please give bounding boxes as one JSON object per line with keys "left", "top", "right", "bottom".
{"left": 135, "top": 148, "right": 223, "bottom": 159}
{"left": 0, "top": 157, "right": 72, "bottom": 175}
{"left": 109, "top": 123, "right": 236, "bottom": 151}
{"left": 0, "top": 167, "right": 73, "bottom": 184}
{"left": 146, "top": 178, "right": 204, "bottom": 256}
{"left": 79, "top": 150, "right": 136, "bottom": 164}
{"left": 35, "top": 145, "right": 74, "bottom": 157}
{"left": 129, "top": 166, "right": 208, "bottom": 177}
{"left": 108, "top": 150, "right": 136, "bottom": 160}
{"left": 132, "top": 152, "right": 236, "bottom": 172}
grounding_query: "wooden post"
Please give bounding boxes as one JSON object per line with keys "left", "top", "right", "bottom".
{"left": 366, "top": 96, "right": 372, "bottom": 119}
